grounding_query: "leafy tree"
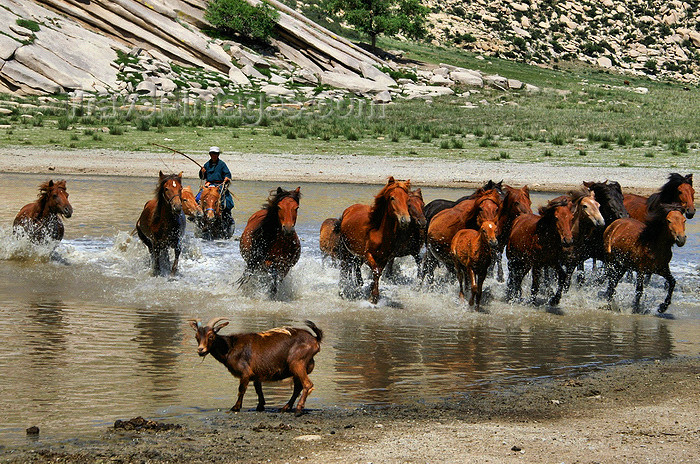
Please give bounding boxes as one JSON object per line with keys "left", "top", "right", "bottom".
{"left": 328, "top": 0, "right": 429, "bottom": 49}
{"left": 205, "top": 0, "right": 279, "bottom": 43}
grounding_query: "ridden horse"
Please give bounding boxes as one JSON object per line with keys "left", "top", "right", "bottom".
{"left": 623, "top": 173, "right": 695, "bottom": 221}
{"left": 451, "top": 220, "right": 499, "bottom": 310}
{"left": 239, "top": 187, "right": 301, "bottom": 296}
{"left": 506, "top": 197, "right": 574, "bottom": 306}
{"left": 423, "top": 188, "right": 501, "bottom": 284}
{"left": 13, "top": 179, "right": 73, "bottom": 243}
{"left": 136, "top": 172, "right": 183, "bottom": 276}
{"left": 423, "top": 180, "right": 503, "bottom": 226}
{"left": 492, "top": 185, "right": 532, "bottom": 282}
{"left": 196, "top": 185, "right": 235, "bottom": 240}
{"left": 338, "top": 177, "right": 411, "bottom": 304}
{"left": 602, "top": 206, "right": 686, "bottom": 313}
{"left": 559, "top": 187, "right": 605, "bottom": 287}
{"left": 384, "top": 188, "right": 427, "bottom": 280}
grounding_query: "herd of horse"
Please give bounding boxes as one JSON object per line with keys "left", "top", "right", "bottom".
{"left": 11, "top": 171, "right": 695, "bottom": 314}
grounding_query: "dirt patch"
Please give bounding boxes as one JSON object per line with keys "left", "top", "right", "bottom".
{"left": 2, "top": 357, "right": 698, "bottom": 463}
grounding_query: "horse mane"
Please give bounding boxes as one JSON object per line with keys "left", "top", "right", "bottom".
{"left": 648, "top": 173, "right": 692, "bottom": 207}
{"left": 567, "top": 186, "right": 591, "bottom": 212}
{"left": 639, "top": 205, "right": 683, "bottom": 246}
{"left": 34, "top": 180, "right": 65, "bottom": 211}
{"left": 369, "top": 180, "right": 409, "bottom": 229}
{"left": 536, "top": 197, "right": 569, "bottom": 234}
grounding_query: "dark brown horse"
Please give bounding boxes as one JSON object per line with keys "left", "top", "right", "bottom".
{"left": 624, "top": 173, "right": 695, "bottom": 221}
{"left": 239, "top": 187, "right": 301, "bottom": 296}
{"left": 506, "top": 197, "right": 574, "bottom": 306}
{"left": 384, "top": 188, "right": 427, "bottom": 280}
{"left": 582, "top": 180, "right": 629, "bottom": 274}
{"left": 14, "top": 179, "right": 73, "bottom": 243}
{"left": 136, "top": 172, "right": 183, "bottom": 276}
{"left": 451, "top": 220, "right": 499, "bottom": 310}
{"left": 423, "top": 188, "right": 501, "bottom": 284}
{"left": 338, "top": 177, "right": 411, "bottom": 303}
{"left": 492, "top": 185, "right": 532, "bottom": 282}
{"left": 602, "top": 206, "right": 686, "bottom": 313}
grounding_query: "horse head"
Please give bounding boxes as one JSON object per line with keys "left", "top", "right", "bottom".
{"left": 200, "top": 186, "right": 221, "bottom": 223}
{"left": 158, "top": 171, "right": 182, "bottom": 214}
{"left": 480, "top": 220, "right": 499, "bottom": 250}
{"left": 584, "top": 180, "right": 628, "bottom": 222}
{"left": 571, "top": 187, "right": 605, "bottom": 228}
{"left": 408, "top": 188, "right": 427, "bottom": 229}
{"left": 666, "top": 209, "right": 687, "bottom": 247}
{"left": 181, "top": 186, "right": 203, "bottom": 219}
{"left": 41, "top": 179, "right": 73, "bottom": 218}
{"left": 677, "top": 174, "right": 695, "bottom": 219}
{"left": 276, "top": 187, "right": 301, "bottom": 235}
{"left": 539, "top": 198, "right": 574, "bottom": 249}
{"left": 475, "top": 190, "right": 501, "bottom": 230}
{"left": 374, "top": 177, "right": 411, "bottom": 229}
{"left": 503, "top": 185, "right": 532, "bottom": 217}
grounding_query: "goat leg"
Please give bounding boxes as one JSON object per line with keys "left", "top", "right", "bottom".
{"left": 254, "top": 380, "right": 265, "bottom": 412}
{"left": 281, "top": 378, "right": 303, "bottom": 413}
{"left": 231, "top": 377, "right": 249, "bottom": 412}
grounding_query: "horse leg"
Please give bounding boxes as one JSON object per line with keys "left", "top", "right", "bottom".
{"left": 413, "top": 252, "right": 423, "bottom": 281}
{"left": 602, "top": 263, "right": 624, "bottom": 302}
{"left": 171, "top": 241, "right": 181, "bottom": 276}
{"left": 339, "top": 258, "right": 355, "bottom": 299}
{"left": 468, "top": 267, "right": 477, "bottom": 306}
{"left": 475, "top": 269, "right": 487, "bottom": 310}
{"left": 495, "top": 250, "right": 504, "bottom": 283}
{"left": 454, "top": 261, "right": 465, "bottom": 300}
{"left": 549, "top": 265, "right": 567, "bottom": 306}
{"left": 421, "top": 250, "right": 438, "bottom": 286}
{"left": 506, "top": 262, "right": 526, "bottom": 302}
{"left": 657, "top": 267, "right": 675, "bottom": 313}
{"left": 365, "top": 254, "right": 382, "bottom": 304}
{"left": 632, "top": 272, "right": 645, "bottom": 313}
{"left": 530, "top": 267, "right": 542, "bottom": 303}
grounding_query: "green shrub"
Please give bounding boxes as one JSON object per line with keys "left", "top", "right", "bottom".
{"left": 439, "top": 139, "right": 450, "bottom": 149}
{"left": 16, "top": 19, "right": 40, "bottom": 32}
{"left": 205, "top": 0, "right": 279, "bottom": 42}
{"left": 136, "top": 118, "right": 151, "bottom": 131}
{"left": 543, "top": 149, "right": 553, "bottom": 157}
{"left": 57, "top": 117, "right": 70, "bottom": 130}
{"left": 108, "top": 125, "right": 125, "bottom": 135}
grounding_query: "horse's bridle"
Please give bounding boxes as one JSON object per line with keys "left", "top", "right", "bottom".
{"left": 163, "top": 189, "right": 181, "bottom": 205}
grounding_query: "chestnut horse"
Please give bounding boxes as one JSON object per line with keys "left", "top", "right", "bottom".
{"left": 181, "top": 186, "right": 203, "bottom": 221}
{"left": 136, "top": 172, "right": 183, "bottom": 276}
{"left": 196, "top": 185, "right": 235, "bottom": 240}
{"left": 423, "top": 180, "right": 503, "bottom": 225}
{"left": 423, "top": 188, "right": 501, "bottom": 284}
{"left": 319, "top": 217, "right": 342, "bottom": 266}
{"left": 338, "top": 177, "right": 411, "bottom": 303}
{"left": 624, "top": 173, "right": 695, "bottom": 221}
{"left": 602, "top": 206, "right": 686, "bottom": 313}
{"left": 506, "top": 197, "right": 574, "bottom": 306}
{"left": 451, "top": 220, "right": 499, "bottom": 310}
{"left": 384, "top": 188, "right": 427, "bottom": 280}
{"left": 492, "top": 185, "right": 532, "bottom": 282}
{"left": 239, "top": 187, "right": 301, "bottom": 296}
{"left": 14, "top": 179, "right": 73, "bottom": 243}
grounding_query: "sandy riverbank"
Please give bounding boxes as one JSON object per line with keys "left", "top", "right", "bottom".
{"left": 2, "top": 357, "right": 698, "bottom": 463}
{"left": 0, "top": 147, "right": 684, "bottom": 195}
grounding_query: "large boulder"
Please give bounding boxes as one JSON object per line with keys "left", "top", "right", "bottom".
{"left": 0, "top": 60, "right": 63, "bottom": 94}
{"left": 450, "top": 71, "right": 483, "bottom": 87}
{"left": 0, "top": 35, "right": 19, "bottom": 60}
{"left": 228, "top": 66, "right": 251, "bottom": 86}
{"left": 320, "top": 72, "right": 388, "bottom": 94}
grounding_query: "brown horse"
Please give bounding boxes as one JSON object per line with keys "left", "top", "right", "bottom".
{"left": 195, "top": 185, "right": 234, "bottom": 239}
{"left": 602, "top": 207, "right": 686, "bottom": 313}
{"left": 451, "top": 220, "right": 499, "bottom": 309}
{"left": 423, "top": 188, "right": 501, "bottom": 284}
{"left": 338, "top": 177, "right": 411, "bottom": 303}
{"left": 384, "top": 188, "right": 427, "bottom": 280}
{"left": 492, "top": 185, "right": 532, "bottom": 282}
{"left": 506, "top": 197, "right": 574, "bottom": 306}
{"left": 239, "top": 187, "right": 301, "bottom": 296}
{"left": 136, "top": 172, "right": 183, "bottom": 276}
{"left": 623, "top": 173, "right": 695, "bottom": 221}
{"left": 14, "top": 179, "right": 73, "bottom": 243}
{"left": 319, "top": 217, "right": 342, "bottom": 266}
{"left": 181, "top": 186, "right": 203, "bottom": 221}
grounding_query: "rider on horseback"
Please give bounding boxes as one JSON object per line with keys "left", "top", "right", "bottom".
{"left": 197, "top": 146, "right": 234, "bottom": 227}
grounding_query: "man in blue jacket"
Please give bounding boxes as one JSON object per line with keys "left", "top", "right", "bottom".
{"left": 197, "top": 146, "right": 234, "bottom": 224}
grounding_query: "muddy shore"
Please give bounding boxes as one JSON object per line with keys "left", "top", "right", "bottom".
{"left": 2, "top": 357, "right": 698, "bottom": 463}
{"left": 0, "top": 147, "right": 683, "bottom": 195}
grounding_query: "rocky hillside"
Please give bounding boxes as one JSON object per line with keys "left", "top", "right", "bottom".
{"left": 426, "top": 0, "right": 700, "bottom": 82}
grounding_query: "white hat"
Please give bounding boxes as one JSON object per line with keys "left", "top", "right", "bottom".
{"left": 209, "top": 146, "right": 220, "bottom": 154}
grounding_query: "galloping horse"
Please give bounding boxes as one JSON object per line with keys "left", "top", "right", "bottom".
{"left": 582, "top": 180, "right": 629, "bottom": 274}
{"left": 492, "top": 185, "right": 532, "bottom": 282}
{"left": 14, "top": 179, "right": 73, "bottom": 243}
{"left": 506, "top": 197, "right": 574, "bottom": 306}
{"left": 181, "top": 186, "right": 203, "bottom": 221}
{"left": 338, "top": 177, "right": 411, "bottom": 304}
{"left": 624, "top": 173, "right": 695, "bottom": 221}
{"left": 239, "top": 187, "right": 301, "bottom": 296}
{"left": 136, "top": 172, "right": 183, "bottom": 276}
{"left": 423, "top": 188, "right": 501, "bottom": 284}
{"left": 451, "top": 220, "right": 499, "bottom": 310}
{"left": 384, "top": 188, "right": 427, "bottom": 280}
{"left": 423, "top": 180, "right": 503, "bottom": 225}
{"left": 602, "top": 206, "right": 686, "bottom": 313}
{"left": 196, "top": 185, "right": 235, "bottom": 240}
{"left": 560, "top": 187, "right": 605, "bottom": 286}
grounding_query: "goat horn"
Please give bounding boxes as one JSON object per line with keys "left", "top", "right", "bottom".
{"left": 187, "top": 318, "right": 201, "bottom": 327}
{"left": 205, "top": 317, "right": 229, "bottom": 328}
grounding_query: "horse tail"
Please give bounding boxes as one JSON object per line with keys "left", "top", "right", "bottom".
{"left": 305, "top": 320, "right": 323, "bottom": 343}
{"left": 332, "top": 217, "right": 341, "bottom": 234}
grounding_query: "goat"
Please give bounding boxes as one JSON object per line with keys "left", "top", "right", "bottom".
{"left": 189, "top": 318, "right": 323, "bottom": 415}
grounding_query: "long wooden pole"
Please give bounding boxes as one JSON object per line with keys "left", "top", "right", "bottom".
{"left": 151, "top": 143, "right": 203, "bottom": 169}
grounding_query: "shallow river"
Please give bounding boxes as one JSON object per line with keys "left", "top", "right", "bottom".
{"left": 1, "top": 172, "right": 698, "bottom": 445}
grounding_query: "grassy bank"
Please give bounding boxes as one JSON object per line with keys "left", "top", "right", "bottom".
{"left": 0, "top": 40, "right": 698, "bottom": 172}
